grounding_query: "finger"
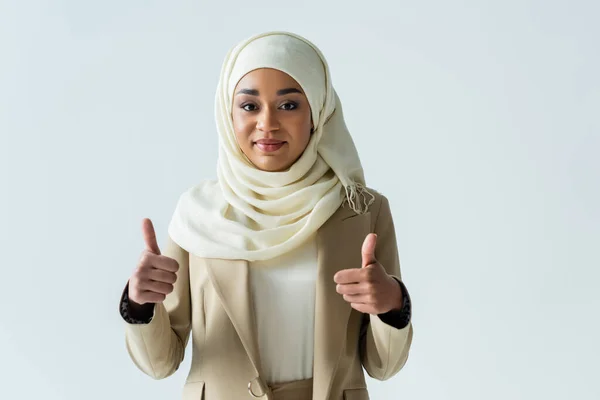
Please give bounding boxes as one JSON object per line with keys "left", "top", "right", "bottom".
{"left": 137, "top": 291, "right": 167, "bottom": 304}
{"left": 147, "top": 268, "right": 177, "bottom": 285}
{"left": 152, "top": 255, "right": 179, "bottom": 273}
{"left": 138, "top": 280, "right": 174, "bottom": 295}
{"left": 142, "top": 218, "right": 161, "bottom": 255}
{"left": 342, "top": 293, "right": 376, "bottom": 304}
{"left": 350, "top": 302, "right": 378, "bottom": 314}
{"left": 333, "top": 269, "right": 363, "bottom": 284}
{"left": 361, "top": 233, "right": 377, "bottom": 268}
{"left": 138, "top": 252, "right": 179, "bottom": 273}
{"left": 334, "top": 265, "right": 381, "bottom": 284}
{"left": 336, "top": 282, "right": 371, "bottom": 295}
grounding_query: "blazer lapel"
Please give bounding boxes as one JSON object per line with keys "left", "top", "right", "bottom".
{"left": 204, "top": 258, "right": 263, "bottom": 379}
{"left": 312, "top": 206, "right": 371, "bottom": 400}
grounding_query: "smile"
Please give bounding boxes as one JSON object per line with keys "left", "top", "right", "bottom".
{"left": 254, "top": 139, "right": 286, "bottom": 153}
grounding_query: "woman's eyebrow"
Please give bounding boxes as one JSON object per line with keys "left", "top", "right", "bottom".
{"left": 235, "top": 88, "right": 302, "bottom": 96}
{"left": 236, "top": 88, "right": 259, "bottom": 96}
{"left": 276, "top": 88, "right": 302, "bottom": 96}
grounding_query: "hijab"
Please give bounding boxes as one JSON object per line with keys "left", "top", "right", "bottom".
{"left": 168, "top": 31, "right": 374, "bottom": 262}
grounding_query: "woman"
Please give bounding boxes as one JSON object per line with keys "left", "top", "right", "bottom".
{"left": 119, "top": 31, "right": 413, "bottom": 400}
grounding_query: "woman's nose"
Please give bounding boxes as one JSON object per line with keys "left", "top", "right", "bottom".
{"left": 256, "top": 108, "right": 280, "bottom": 132}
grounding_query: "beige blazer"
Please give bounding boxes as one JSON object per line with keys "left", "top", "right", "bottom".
{"left": 122, "top": 190, "right": 413, "bottom": 400}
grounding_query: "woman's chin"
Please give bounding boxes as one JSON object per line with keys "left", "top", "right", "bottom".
{"left": 251, "top": 156, "right": 295, "bottom": 172}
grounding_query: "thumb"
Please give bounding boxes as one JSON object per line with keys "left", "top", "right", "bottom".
{"left": 142, "top": 218, "right": 161, "bottom": 255}
{"left": 361, "top": 233, "right": 377, "bottom": 268}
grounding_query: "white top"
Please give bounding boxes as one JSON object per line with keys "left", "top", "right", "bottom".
{"left": 249, "top": 234, "right": 318, "bottom": 384}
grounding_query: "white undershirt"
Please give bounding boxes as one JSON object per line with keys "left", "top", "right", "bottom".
{"left": 249, "top": 234, "right": 318, "bottom": 385}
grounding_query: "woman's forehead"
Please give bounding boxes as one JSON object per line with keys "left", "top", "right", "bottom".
{"left": 234, "top": 68, "right": 304, "bottom": 93}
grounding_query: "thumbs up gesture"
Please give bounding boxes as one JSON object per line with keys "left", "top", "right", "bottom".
{"left": 333, "top": 233, "right": 403, "bottom": 314}
{"left": 128, "top": 218, "right": 180, "bottom": 306}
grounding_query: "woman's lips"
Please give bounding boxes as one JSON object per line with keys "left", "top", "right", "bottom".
{"left": 254, "top": 139, "right": 286, "bottom": 152}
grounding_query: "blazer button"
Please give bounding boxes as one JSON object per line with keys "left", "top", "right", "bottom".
{"left": 248, "top": 377, "right": 268, "bottom": 398}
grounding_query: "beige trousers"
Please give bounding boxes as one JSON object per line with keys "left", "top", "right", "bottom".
{"left": 263, "top": 378, "right": 313, "bottom": 400}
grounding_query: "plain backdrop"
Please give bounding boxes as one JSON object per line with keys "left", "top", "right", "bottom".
{"left": 1, "top": 1, "right": 598, "bottom": 399}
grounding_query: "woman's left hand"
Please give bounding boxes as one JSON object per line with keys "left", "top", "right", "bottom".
{"left": 333, "top": 233, "right": 403, "bottom": 314}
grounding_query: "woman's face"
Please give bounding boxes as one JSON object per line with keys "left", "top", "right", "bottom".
{"left": 232, "top": 68, "right": 313, "bottom": 172}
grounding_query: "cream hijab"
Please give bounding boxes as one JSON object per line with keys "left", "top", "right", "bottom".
{"left": 168, "top": 31, "right": 374, "bottom": 261}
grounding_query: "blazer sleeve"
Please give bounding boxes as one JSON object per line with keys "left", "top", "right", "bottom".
{"left": 120, "top": 235, "right": 192, "bottom": 380}
{"left": 359, "top": 194, "right": 414, "bottom": 381}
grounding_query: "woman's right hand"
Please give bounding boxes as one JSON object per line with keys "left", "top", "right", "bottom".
{"left": 128, "top": 218, "right": 180, "bottom": 306}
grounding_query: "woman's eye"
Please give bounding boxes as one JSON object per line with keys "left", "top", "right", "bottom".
{"left": 280, "top": 102, "right": 298, "bottom": 111}
{"left": 242, "top": 103, "right": 257, "bottom": 112}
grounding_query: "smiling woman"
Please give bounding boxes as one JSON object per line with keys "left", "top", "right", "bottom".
{"left": 119, "top": 31, "right": 413, "bottom": 400}
{"left": 232, "top": 68, "right": 313, "bottom": 172}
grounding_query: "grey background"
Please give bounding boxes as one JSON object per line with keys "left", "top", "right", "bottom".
{"left": 1, "top": 0, "right": 598, "bottom": 399}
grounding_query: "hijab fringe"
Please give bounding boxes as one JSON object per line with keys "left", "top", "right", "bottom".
{"left": 343, "top": 182, "right": 375, "bottom": 215}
